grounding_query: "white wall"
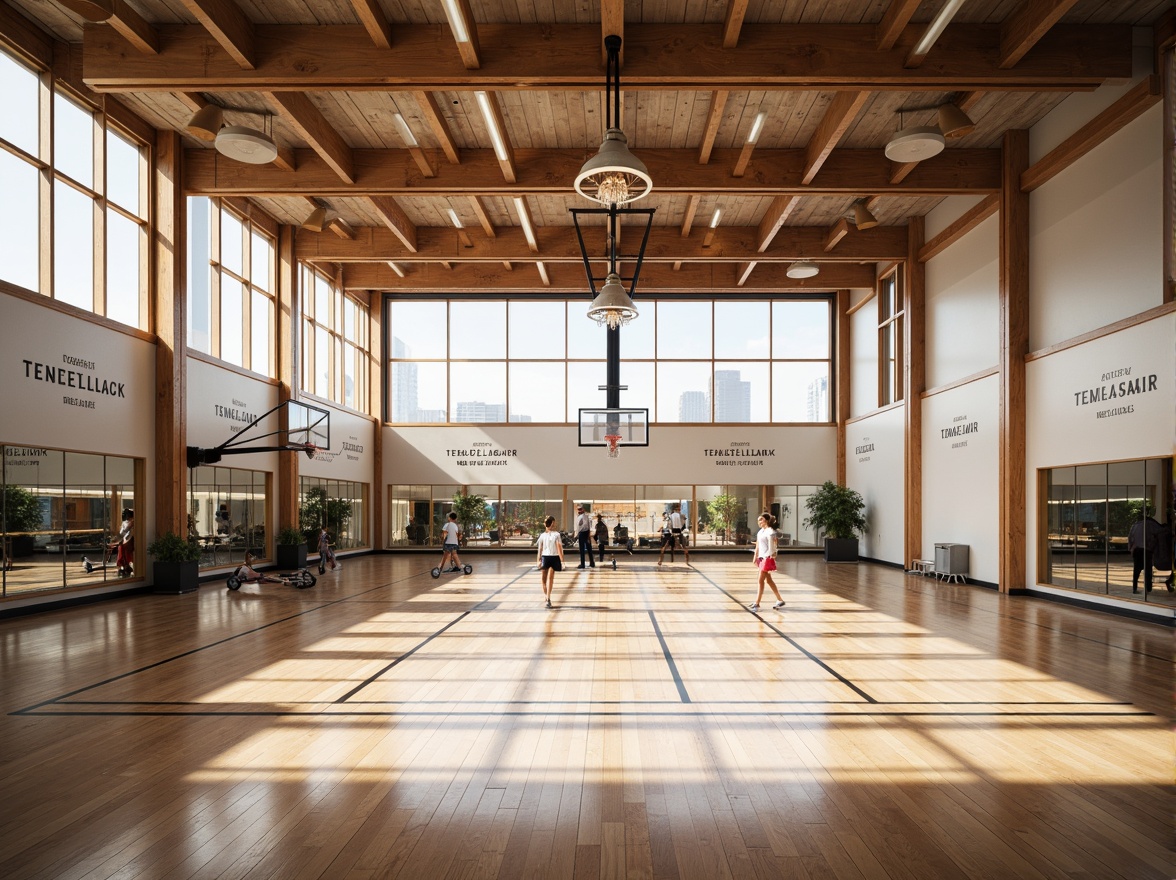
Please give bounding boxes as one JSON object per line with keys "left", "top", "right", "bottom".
{"left": 845, "top": 405, "right": 905, "bottom": 565}
{"left": 301, "top": 402, "right": 375, "bottom": 484}
{"left": 1029, "top": 102, "right": 1162, "bottom": 350}
{"left": 925, "top": 212, "right": 999, "bottom": 389}
{"left": 1025, "top": 313, "right": 1176, "bottom": 587}
{"left": 385, "top": 424, "right": 837, "bottom": 488}
{"left": 921, "top": 375, "right": 1000, "bottom": 583}
{"left": 186, "top": 358, "right": 279, "bottom": 473}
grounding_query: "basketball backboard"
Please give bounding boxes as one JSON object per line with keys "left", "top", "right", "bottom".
{"left": 578, "top": 408, "right": 649, "bottom": 448}
{"left": 283, "top": 400, "right": 331, "bottom": 452}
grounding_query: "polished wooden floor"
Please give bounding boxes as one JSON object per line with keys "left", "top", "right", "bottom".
{"left": 0, "top": 554, "right": 1170, "bottom": 880}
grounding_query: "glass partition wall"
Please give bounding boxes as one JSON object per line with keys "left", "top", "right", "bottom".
{"left": 1043, "top": 457, "right": 1173, "bottom": 605}
{"left": 188, "top": 465, "right": 269, "bottom": 570}
{"left": 387, "top": 484, "right": 824, "bottom": 550}
{"left": 2, "top": 445, "right": 142, "bottom": 596}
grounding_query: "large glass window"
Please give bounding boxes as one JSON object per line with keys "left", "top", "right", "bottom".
{"left": 2, "top": 445, "right": 141, "bottom": 596}
{"left": 188, "top": 466, "right": 269, "bottom": 570}
{"left": 0, "top": 50, "right": 148, "bottom": 325}
{"left": 299, "top": 477, "right": 368, "bottom": 551}
{"left": 1042, "top": 457, "right": 1173, "bottom": 605}
{"left": 188, "top": 197, "right": 277, "bottom": 376}
{"left": 301, "top": 264, "right": 369, "bottom": 411}
{"left": 387, "top": 297, "right": 833, "bottom": 424}
{"left": 878, "top": 268, "right": 903, "bottom": 406}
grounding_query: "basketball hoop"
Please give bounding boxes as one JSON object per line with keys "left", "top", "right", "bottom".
{"left": 303, "top": 444, "right": 318, "bottom": 460}
{"left": 604, "top": 434, "right": 621, "bottom": 458}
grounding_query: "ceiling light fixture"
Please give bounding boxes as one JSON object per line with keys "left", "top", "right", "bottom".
{"left": 185, "top": 104, "right": 223, "bottom": 142}
{"left": 440, "top": 0, "right": 470, "bottom": 43}
{"left": 446, "top": 208, "right": 464, "bottom": 228}
{"left": 215, "top": 114, "right": 278, "bottom": 165}
{"left": 513, "top": 197, "right": 537, "bottom": 250}
{"left": 391, "top": 112, "right": 419, "bottom": 147}
{"left": 937, "top": 102, "right": 976, "bottom": 138}
{"left": 911, "top": 0, "right": 969, "bottom": 58}
{"left": 300, "top": 205, "right": 327, "bottom": 232}
{"left": 746, "top": 111, "right": 767, "bottom": 145}
{"left": 884, "top": 110, "right": 945, "bottom": 163}
{"left": 786, "top": 260, "right": 820, "bottom": 279}
{"left": 709, "top": 208, "right": 722, "bottom": 228}
{"left": 574, "top": 35, "right": 652, "bottom": 206}
{"left": 852, "top": 200, "right": 879, "bottom": 230}
{"left": 475, "top": 91, "right": 509, "bottom": 162}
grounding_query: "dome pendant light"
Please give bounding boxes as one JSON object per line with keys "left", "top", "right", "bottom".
{"left": 574, "top": 35, "right": 652, "bottom": 205}
{"left": 885, "top": 110, "right": 945, "bottom": 163}
{"left": 215, "top": 113, "right": 279, "bottom": 165}
{"left": 587, "top": 272, "right": 639, "bottom": 329}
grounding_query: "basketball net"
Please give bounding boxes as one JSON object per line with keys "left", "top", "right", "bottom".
{"left": 604, "top": 434, "right": 621, "bottom": 459}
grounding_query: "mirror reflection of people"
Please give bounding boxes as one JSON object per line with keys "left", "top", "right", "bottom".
{"left": 1128, "top": 513, "right": 1164, "bottom": 594}
{"left": 215, "top": 503, "right": 231, "bottom": 535}
{"left": 114, "top": 508, "right": 134, "bottom": 577}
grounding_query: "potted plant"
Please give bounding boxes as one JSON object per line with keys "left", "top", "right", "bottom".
{"left": 451, "top": 491, "right": 489, "bottom": 545}
{"left": 276, "top": 526, "right": 307, "bottom": 570}
{"left": 706, "top": 494, "right": 744, "bottom": 546}
{"left": 2, "top": 485, "right": 43, "bottom": 558}
{"left": 148, "top": 530, "right": 201, "bottom": 594}
{"left": 803, "top": 481, "right": 868, "bottom": 562}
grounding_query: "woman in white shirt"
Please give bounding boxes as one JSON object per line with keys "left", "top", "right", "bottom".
{"left": 535, "top": 515, "right": 564, "bottom": 608}
{"left": 749, "top": 513, "right": 785, "bottom": 611}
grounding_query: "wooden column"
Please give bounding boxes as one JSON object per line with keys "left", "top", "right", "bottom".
{"left": 276, "top": 225, "right": 300, "bottom": 535}
{"left": 999, "top": 130, "right": 1030, "bottom": 593}
{"left": 903, "top": 217, "right": 925, "bottom": 570}
{"left": 367, "top": 290, "right": 384, "bottom": 549}
{"left": 1165, "top": 48, "right": 1174, "bottom": 303}
{"left": 835, "top": 288, "right": 851, "bottom": 485}
{"left": 152, "top": 129, "right": 186, "bottom": 539}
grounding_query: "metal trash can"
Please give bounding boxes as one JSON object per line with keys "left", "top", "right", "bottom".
{"left": 934, "top": 543, "right": 969, "bottom": 576}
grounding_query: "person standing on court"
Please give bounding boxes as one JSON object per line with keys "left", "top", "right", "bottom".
{"left": 749, "top": 512, "right": 786, "bottom": 611}
{"left": 658, "top": 503, "right": 691, "bottom": 565}
{"left": 536, "top": 515, "right": 564, "bottom": 608}
{"left": 594, "top": 513, "right": 609, "bottom": 564}
{"left": 574, "top": 504, "right": 595, "bottom": 569}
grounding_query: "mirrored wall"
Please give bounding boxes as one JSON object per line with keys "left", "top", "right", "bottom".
{"left": 298, "top": 476, "right": 368, "bottom": 551}
{"left": 188, "top": 465, "right": 269, "bottom": 569}
{"left": 2, "top": 445, "right": 142, "bottom": 596}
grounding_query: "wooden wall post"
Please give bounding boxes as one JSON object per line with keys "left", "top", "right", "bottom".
{"left": 368, "top": 290, "right": 384, "bottom": 549}
{"left": 836, "top": 288, "right": 850, "bottom": 485}
{"left": 153, "top": 129, "right": 186, "bottom": 539}
{"left": 904, "top": 217, "right": 925, "bottom": 570}
{"left": 999, "top": 130, "right": 1030, "bottom": 593}
{"left": 276, "top": 225, "right": 300, "bottom": 535}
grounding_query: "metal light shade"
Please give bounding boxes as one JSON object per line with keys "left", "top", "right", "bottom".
{"left": 575, "top": 129, "right": 653, "bottom": 205}
{"left": 56, "top": 0, "right": 114, "bottom": 21}
{"left": 937, "top": 103, "right": 976, "bottom": 138}
{"left": 587, "top": 273, "right": 639, "bottom": 329}
{"left": 785, "top": 260, "right": 820, "bottom": 279}
{"left": 186, "top": 104, "right": 224, "bottom": 142}
{"left": 301, "top": 206, "right": 327, "bottom": 232}
{"left": 215, "top": 125, "right": 279, "bottom": 164}
{"left": 853, "top": 202, "right": 879, "bottom": 229}
{"left": 884, "top": 125, "right": 945, "bottom": 162}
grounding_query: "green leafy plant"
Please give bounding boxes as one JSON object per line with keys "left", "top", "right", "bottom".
{"left": 706, "top": 494, "right": 744, "bottom": 545}
{"left": 300, "top": 485, "right": 353, "bottom": 541}
{"left": 2, "top": 485, "right": 44, "bottom": 533}
{"left": 803, "top": 481, "right": 868, "bottom": 540}
{"left": 451, "top": 491, "right": 489, "bottom": 543}
{"left": 278, "top": 526, "right": 305, "bottom": 546}
{"left": 147, "top": 531, "right": 201, "bottom": 563}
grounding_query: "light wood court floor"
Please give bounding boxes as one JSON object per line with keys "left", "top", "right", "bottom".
{"left": 0, "top": 555, "right": 1170, "bottom": 879}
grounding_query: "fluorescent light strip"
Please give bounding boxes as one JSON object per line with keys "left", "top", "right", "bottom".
{"left": 475, "top": 91, "right": 509, "bottom": 162}
{"left": 447, "top": 208, "right": 464, "bottom": 228}
{"left": 391, "top": 113, "right": 418, "bottom": 147}
{"left": 514, "top": 197, "right": 537, "bottom": 248}
{"left": 912, "top": 0, "right": 968, "bottom": 58}
{"left": 709, "top": 208, "right": 722, "bottom": 228}
{"left": 441, "top": 0, "right": 469, "bottom": 43}
{"left": 747, "top": 111, "right": 767, "bottom": 144}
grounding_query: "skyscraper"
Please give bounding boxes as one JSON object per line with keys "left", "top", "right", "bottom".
{"left": 390, "top": 337, "right": 419, "bottom": 422}
{"left": 806, "top": 374, "right": 829, "bottom": 422}
{"left": 713, "top": 370, "right": 751, "bottom": 422}
{"left": 455, "top": 401, "right": 507, "bottom": 422}
{"left": 678, "top": 390, "right": 709, "bottom": 422}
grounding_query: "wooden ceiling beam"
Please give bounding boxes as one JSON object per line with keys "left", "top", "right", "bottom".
{"left": 918, "top": 193, "right": 999, "bottom": 261}
{"left": 475, "top": 90, "right": 516, "bottom": 183}
{"left": 468, "top": 196, "right": 495, "bottom": 238}
{"left": 824, "top": 217, "right": 850, "bottom": 252}
{"left": 81, "top": 23, "right": 1132, "bottom": 92}
{"left": 876, "top": 0, "right": 922, "bottom": 51}
{"left": 263, "top": 91, "right": 355, "bottom": 183}
{"left": 109, "top": 0, "right": 159, "bottom": 55}
{"left": 176, "top": 0, "right": 255, "bottom": 69}
{"left": 441, "top": 0, "right": 481, "bottom": 69}
{"left": 723, "top": 0, "right": 749, "bottom": 49}
{"left": 757, "top": 195, "right": 798, "bottom": 252}
{"left": 341, "top": 260, "right": 877, "bottom": 292}
{"left": 348, "top": 0, "right": 392, "bottom": 50}
{"left": 803, "top": 91, "right": 870, "bottom": 184}
{"left": 185, "top": 147, "right": 1003, "bottom": 196}
{"left": 295, "top": 224, "right": 909, "bottom": 263}
{"left": 697, "top": 90, "right": 729, "bottom": 165}
{"left": 413, "top": 91, "right": 460, "bottom": 164}
{"left": 1000, "top": 0, "right": 1081, "bottom": 69}
{"left": 681, "top": 195, "right": 700, "bottom": 237}
{"left": 601, "top": 0, "right": 624, "bottom": 65}
{"left": 368, "top": 196, "right": 418, "bottom": 252}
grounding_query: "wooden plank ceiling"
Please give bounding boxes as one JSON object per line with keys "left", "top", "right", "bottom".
{"left": 6, "top": 0, "right": 1165, "bottom": 293}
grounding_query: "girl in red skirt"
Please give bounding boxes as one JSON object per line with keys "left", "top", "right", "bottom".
{"left": 749, "top": 512, "right": 785, "bottom": 611}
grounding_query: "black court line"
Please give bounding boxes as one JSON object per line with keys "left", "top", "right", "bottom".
{"left": 11, "top": 568, "right": 469, "bottom": 715}
{"left": 333, "top": 565, "right": 537, "bottom": 704}
{"left": 18, "top": 709, "right": 1155, "bottom": 718}
{"left": 689, "top": 565, "right": 878, "bottom": 704}
{"left": 647, "top": 610, "right": 690, "bottom": 703}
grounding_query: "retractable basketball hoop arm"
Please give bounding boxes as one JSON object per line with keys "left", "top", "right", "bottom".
{"left": 186, "top": 401, "right": 328, "bottom": 469}
{"left": 570, "top": 203, "right": 655, "bottom": 411}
